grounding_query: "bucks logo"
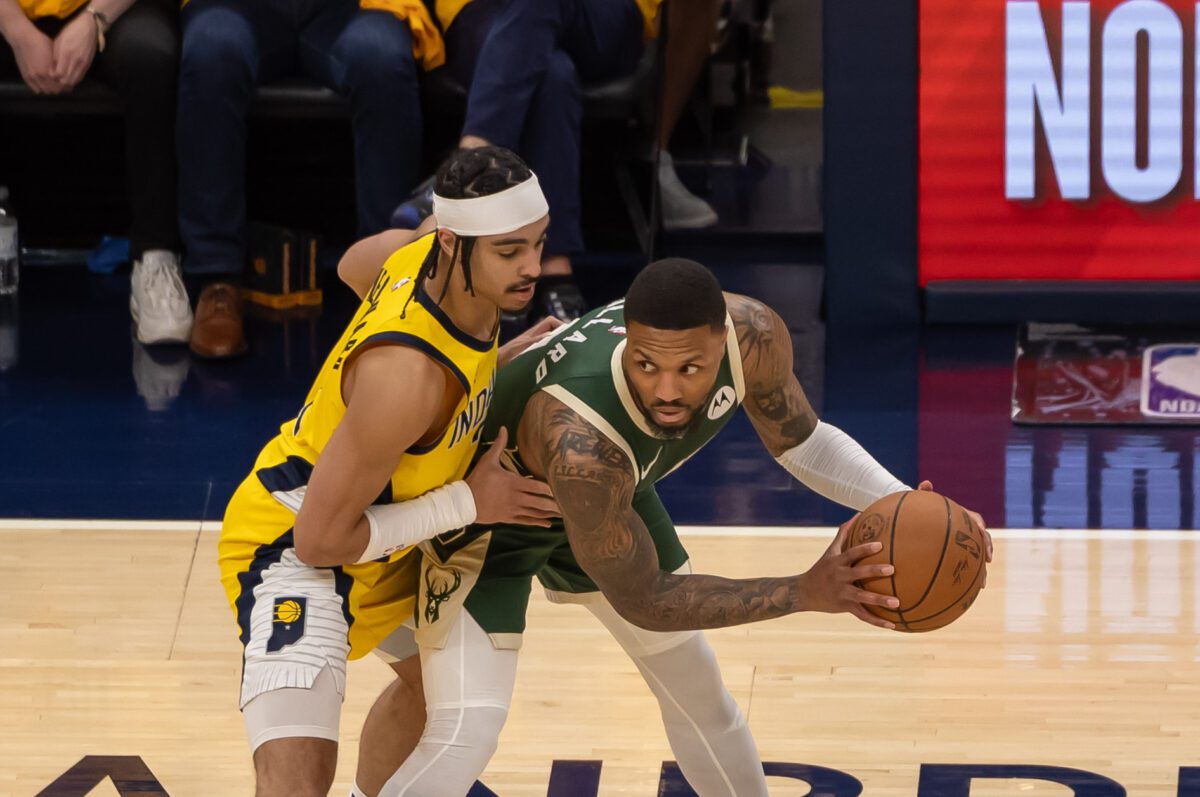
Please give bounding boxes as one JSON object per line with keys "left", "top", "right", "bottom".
{"left": 424, "top": 563, "right": 462, "bottom": 624}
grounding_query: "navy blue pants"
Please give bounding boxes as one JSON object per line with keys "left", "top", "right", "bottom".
{"left": 177, "top": 0, "right": 422, "bottom": 273}
{"left": 445, "top": 0, "right": 645, "bottom": 258}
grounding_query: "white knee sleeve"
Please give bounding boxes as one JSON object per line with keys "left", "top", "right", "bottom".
{"left": 585, "top": 597, "right": 768, "bottom": 797}
{"left": 242, "top": 663, "right": 342, "bottom": 753}
{"left": 378, "top": 612, "right": 518, "bottom": 797}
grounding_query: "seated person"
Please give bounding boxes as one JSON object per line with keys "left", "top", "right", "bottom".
{"left": 0, "top": 0, "right": 186, "bottom": 346}
{"left": 393, "top": 0, "right": 722, "bottom": 322}
{"left": 175, "top": 0, "right": 442, "bottom": 358}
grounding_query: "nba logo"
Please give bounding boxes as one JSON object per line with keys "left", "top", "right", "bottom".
{"left": 1141, "top": 345, "right": 1200, "bottom": 419}
{"left": 267, "top": 597, "right": 307, "bottom": 652}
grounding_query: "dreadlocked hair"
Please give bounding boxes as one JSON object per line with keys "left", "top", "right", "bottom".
{"left": 401, "top": 146, "right": 534, "bottom": 318}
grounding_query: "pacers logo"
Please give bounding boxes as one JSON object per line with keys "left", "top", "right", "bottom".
{"left": 267, "top": 597, "right": 306, "bottom": 652}
{"left": 707, "top": 386, "right": 737, "bottom": 420}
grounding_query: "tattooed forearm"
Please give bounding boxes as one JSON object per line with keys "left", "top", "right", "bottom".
{"left": 726, "top": 293, "right": 819, "bottom": 455}
{"left": 633, "top": 571, "right": 801, "bottom": 630}
{"left": 523, "top": 391, "right": 807, "bottom": 631}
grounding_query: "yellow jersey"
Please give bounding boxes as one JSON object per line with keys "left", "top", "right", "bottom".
{"left": 219, "top": 233, "right": 498, "bottom": 659}
{"left": 435, "top": 0, "right": 662, "bottom": 39}
{"left": 20, "top": 0, "right": 86, "bottom": 20}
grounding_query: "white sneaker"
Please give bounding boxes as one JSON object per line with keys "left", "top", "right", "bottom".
{"left": 130, "top": 250, "right": 193, "bottom": 345}
{"left": 658, "top": 152, "right": 718, "bottom": 230}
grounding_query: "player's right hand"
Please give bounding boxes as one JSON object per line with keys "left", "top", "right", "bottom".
{"left": 800, "top": 516, "right": 900, "bottom": 630}
{"left": 466, "top": 427, "right": 561, "bottom": 527}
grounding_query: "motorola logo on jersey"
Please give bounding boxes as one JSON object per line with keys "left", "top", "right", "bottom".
{"left": 1005, "top": 0, "right": 1200, "bottom": 203}
{"left": 707, "top": 386, "right": 737, "bottom": 420}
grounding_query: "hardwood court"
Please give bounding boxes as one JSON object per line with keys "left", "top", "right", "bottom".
{"left": 2, "top": 523, "right": 1198, "bottom": 796}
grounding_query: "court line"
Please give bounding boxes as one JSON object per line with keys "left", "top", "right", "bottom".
{"left": 0, "top": 519, "right": 201, "bottom": 532}
{"left": 677, "top": 526, "right": 1200, "bottom": 541}
{"left": 0, "top": 519, "right": 1197, "bottom": 540}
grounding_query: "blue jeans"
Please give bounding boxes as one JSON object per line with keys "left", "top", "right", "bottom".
{"left": 445, "top": 0, "right": 644, "bottom": 258}
{"left": 178, "top": 0, "right": 422, "bottom": 273}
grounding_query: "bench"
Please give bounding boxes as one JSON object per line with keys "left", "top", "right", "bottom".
{"left": 0, "top": 39, "right": 664, "bottom": 257}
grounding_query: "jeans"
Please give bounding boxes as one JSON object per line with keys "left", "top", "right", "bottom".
{"left": 445, "top": 0, "right": 644, "bottom": 258}
{"left": 177, "top": 0, "right": 422, "bottom": 273}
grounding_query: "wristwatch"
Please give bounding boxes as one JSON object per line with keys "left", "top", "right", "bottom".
{"left": 85, "top": 5, "right": 110, "bottom": 52}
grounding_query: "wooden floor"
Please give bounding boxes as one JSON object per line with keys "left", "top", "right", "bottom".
{"left": 2, "top": 523, "right": 1198, "bottom": 796}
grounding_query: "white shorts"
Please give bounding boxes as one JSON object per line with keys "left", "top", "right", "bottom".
{"left": 241, "top": 624, "right": 419, "bottom": 752}
{"left": 238, "top": 548, "right": 420, "bottom": 751}
{"left": 238, "top": 548, "right": 353, "bottom": 710}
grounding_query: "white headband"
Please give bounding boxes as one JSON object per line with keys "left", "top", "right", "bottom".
{"left": 432, "top": 174, "right": 549, "bottom": 237}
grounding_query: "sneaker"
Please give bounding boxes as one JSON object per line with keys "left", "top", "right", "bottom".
{"left": 390, "top": 176, "right": 436, "bottom": 229}
{"left": 532, "top": 277, "right": 586, "bottom": 323}
{"left": 130, "top": 250, "right": 193, "bottom": 345}
{"left": 658, "top": 152, "right": 718, "bottom": 230}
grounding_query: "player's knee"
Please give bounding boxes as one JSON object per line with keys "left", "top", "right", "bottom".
{"left": 422, "top": 705, "right": 507, "bottom": 755}
{"left": 253, "top": 738, "right": 337, "bottom": 796}
{"left": 382, "top": 672, "right": 426, "bottom": 727}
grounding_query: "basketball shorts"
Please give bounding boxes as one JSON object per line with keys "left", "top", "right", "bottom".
{"left": 219, "top": 475, "right": 421, "bottom": 712}
{"left": 416, "top": 489, "right": 689, "bottom": 650}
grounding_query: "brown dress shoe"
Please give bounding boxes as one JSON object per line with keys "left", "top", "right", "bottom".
{"left": 189, "top": 282, "right": 248, "bottom": 359}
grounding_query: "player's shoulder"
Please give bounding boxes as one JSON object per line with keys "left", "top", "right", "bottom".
{"left": 343, "top": 343, "right": 447, "bottom": 408}
{"left": 724, "top": 291, "right": 776, "bottom": 323}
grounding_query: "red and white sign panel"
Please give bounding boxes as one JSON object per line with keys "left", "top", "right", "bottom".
{"left": 919, "top": 0, "right": 1200, "bottom": 283}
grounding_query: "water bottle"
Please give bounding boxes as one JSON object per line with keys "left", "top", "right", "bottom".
{"left": 0, "top": 294, "right": 16, "bottom": 372}
{"left": 0, "top": 186, "right": 17, "bottom": 295}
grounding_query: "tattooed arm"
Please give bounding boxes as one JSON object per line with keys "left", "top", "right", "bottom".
{"left": 725, "top": 292, "right": 820, "bottom": 455}
{"left": 515, "top": 391, "right": 899, "bottom": 631}
{"left": 726, "top": 291, "right": 915, "bottom": 512}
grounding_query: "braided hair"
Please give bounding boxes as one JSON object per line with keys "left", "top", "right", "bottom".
{"left": 403, "top": 146, "right": 534, "bottom": 317}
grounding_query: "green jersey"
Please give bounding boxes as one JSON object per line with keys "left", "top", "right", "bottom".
{"left": 414, "top": 299, "right": 748, "bottom": 650}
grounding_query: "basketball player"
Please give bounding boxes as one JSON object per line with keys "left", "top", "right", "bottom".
{"left": 217, "top": 146, "right": 565, "bottom": 797}
{"left": 371, "top": 258, "right": 993, "bottom": 796}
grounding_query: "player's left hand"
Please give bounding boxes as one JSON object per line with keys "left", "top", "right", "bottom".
{"left": 917, "top": 480, "right": 992, "bottom": 587}
{"left": 499, "top": 316, "right": 564, "bottom": 368}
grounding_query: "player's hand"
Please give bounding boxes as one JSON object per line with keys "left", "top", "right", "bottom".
{"left": 51, "top": 11, "right": 97, "bottom": 90}
{"left": 917, "top": 480, "right": 992, "bottom": 564}
{"left": 466, "top": 427, "right": 561, "bottom": 527}
{"left": 10, "top": 23, "right": 64, "bottom": 94}
{"left": 498, "top": 316, "right": 564, "bottom": 368}
{"left": 799, "top": 516, "right": 899, "bottom": 630}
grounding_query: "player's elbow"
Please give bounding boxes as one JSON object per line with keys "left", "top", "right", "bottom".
{"left": 605, "top": 591, "right": 675, "bottom": 632}
{"left": 293, "top": 524, "right": 343, "bottom": 567}
{"left": 336, "top": 253, "right": 367, "bottom": 296}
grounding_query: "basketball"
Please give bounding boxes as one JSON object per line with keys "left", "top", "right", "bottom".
{"left": 274, "top": 600, "right": 302, "bottom": 624}
{"left": 849, "top": 490, "right": 987, "bottom": 632}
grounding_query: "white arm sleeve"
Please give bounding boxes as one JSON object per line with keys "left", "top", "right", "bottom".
{"left": 355, "top": 481, "right": 477, "bottom": 563}
{"left": 774, "top": 421, "right": 911, "bottom": 510}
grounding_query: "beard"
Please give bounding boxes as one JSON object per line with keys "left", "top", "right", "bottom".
{"left": 627, "top": 378, "right": 719, "bottom": 441}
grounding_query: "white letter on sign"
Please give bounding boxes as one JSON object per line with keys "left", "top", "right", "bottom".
{"left": 1195, "top": 2, "right": 1200, "bottom": 198}
{"left": 1102, "top": 0, "right": 1183, "bottom": 202}
{"left": 1006, "top": 1, "right": 1091, "bottom": 200}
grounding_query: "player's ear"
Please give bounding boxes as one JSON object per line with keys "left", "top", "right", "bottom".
{"left": 437, "top": 229, "right": 457, "bottom": 257}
